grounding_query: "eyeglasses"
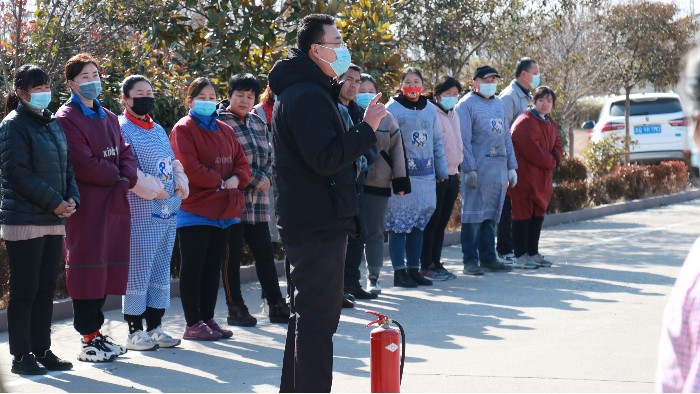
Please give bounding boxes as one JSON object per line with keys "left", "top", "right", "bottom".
{"left": 317, "top": 41, "right": 347, "bottom": 48}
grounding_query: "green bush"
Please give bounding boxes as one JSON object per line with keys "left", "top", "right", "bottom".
{"left": 584, "top": 133, "right": 633, "bottom": 178}
{"left": 553, "top": 157, "right": 588, "bottom": 183}
{"left": 552, "top": 180, "right": 589, "bottom": 212}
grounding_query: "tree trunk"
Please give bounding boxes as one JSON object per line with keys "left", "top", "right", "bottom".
{"left": 568, "top": 126, "right": 575, "bottom": 157}
{"left": 13, "top": 0, "right": 24, "bottom": 71}
{"left": 624, "top": 86, "right": 631, "bottom": 164}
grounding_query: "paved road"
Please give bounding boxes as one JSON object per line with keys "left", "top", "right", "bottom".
{"left": 1, "top": 200, "right": 699, "bottom": 393}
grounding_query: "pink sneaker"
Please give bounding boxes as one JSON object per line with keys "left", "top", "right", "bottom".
{"left": 205, "top": 319, "right": 233, "bottom": 339}
{"left": 183, "top": 321, "right": 222, "bottom": 341}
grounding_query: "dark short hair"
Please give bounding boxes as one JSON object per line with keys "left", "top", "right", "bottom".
{"left": 64, "top": 53, "right": 100, "bottom": 81}
{"left": 297, "top": 14, "right": 336, "bottom": 54}
{"left": 515, "top": 57, "right": 537, "bottom": 79}
{"left": 533, "top": 85, "right": 556, "bottom": 107}
{"left": 5, "top": 64, "right": 50, "bottom": 113}
{"left": 121, "top": 75, "right": 151, "bottom": 98}
{"left": 360, "top": 73, "right": 378, "bottom": 91}
{"left": 401, "top": 67, "right": 424, "bottom": 83}
{"left": 186, "top": 77, "right": 217, "bottom": 101}
{"left": 227, "top": 73, "right": 261, "bottom": 99}
{"left": 434, "top": 76, "right": 462, "bottom": 96}
{"left": 339, "top": 64, "right": 363, "bottom": 80}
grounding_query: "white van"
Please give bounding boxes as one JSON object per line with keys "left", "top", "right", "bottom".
{"left": 583, "top": 93, "right": 691, "bottom": 166}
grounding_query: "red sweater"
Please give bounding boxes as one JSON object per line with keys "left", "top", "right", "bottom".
{"left": 170, "top": 116, "right": 251, "bottom": 219}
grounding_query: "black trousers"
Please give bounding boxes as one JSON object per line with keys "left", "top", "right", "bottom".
{"left": 73, "top": 297, "right": 106, "bottom": 335}
{"left": 421, "top": 174, "right": 460, "bottom": 269}
{"left": 223, "top": 222, "right": 283, "bottom": 305}
{"left": 496, "top": 195, "right": 515, "bottom": 255}
{"left": 6, "top": 235, "right": 63, "bottom": 355}
{"left": 280, "top": 236, "right": 347, "bottom": 393}
{"left": 344, "top": 193, "right": 367, "bottom": 290}
{"left": 178, "top": 225, "right": 229, "bottom": 326}
{"left": 512, "top": 216, "right": 545, "bottom": 257}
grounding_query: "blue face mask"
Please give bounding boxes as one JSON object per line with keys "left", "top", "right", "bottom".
{"left": 478, "top": 83, "right": 497, "bottom": 98}
{"left": 27, "top": 91, "right": 52, "bottom": 110}
{"left": 77, "top": 80, "right": 101, "bottom": 101}
{"left": 192, "top": 100, "right": 217, "bottom": 117}
{"left": 319, "top": 45, "right": 352, "bottom": 77}
{"left": 440, "top": 96, "right": 458, "bottom": 110}
{"left": 356, "top": 93, "right": 375, "bottom": 108}
{"left": 531, "top": 74, "right": 541, "bottom": 89}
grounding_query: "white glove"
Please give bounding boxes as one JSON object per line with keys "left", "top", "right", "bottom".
{"left": 466, "top": 171, "right": 477, "bottom": 189}
{"left": 508, "top": 169, "right": 518, "bottom": 188}
{"left": 172, "top": 159, "right": 189, "bottom": 198}
{"left": 131, "top": 169, "right": 164, "bottom": 200}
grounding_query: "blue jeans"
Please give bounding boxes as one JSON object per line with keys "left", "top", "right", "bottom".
{"left": 388, "top": 228, "right": 424, "bottom": 270}
{"left": 461, "top": 220, "right": 497, "bottom": 265}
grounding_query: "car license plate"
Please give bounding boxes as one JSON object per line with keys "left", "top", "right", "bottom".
{"left": 634, "top": 124, "right": 661, "bottom": 134}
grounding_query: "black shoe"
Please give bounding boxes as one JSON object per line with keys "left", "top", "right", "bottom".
{"left": 481, "top": 261, "right": 513, "bottom": 272}
{"left": 35, "top": 349, "right": 73, "bottom": 371}
{"left": 347, "top": 286, "right": 378, "bottom": 300}
{"left": 227, "top": 301, "right": 257, "bottom": 327}
{"left": 408, "top": 268, "right": 433, "bottom": 286}
{"left": 342, "top": 293, "right": 355, "bottom": 308}
{"left": 11, "top": 353, "right": 47, "bottom": 375}
{"left": 268, "top": 299, "right": 290, "bottom": 324}
{"left": 345, "top": 291, "right": 355, "bottom": 302}
{"left": 463, "top": 263, "right": 485, "bottom": 276}
{"left": 393, "top": 269, "right": 418, "bottom": 288}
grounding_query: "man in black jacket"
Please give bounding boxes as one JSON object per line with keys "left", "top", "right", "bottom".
{"left": 268, "top": 13, "right": 386, "bottom": 393}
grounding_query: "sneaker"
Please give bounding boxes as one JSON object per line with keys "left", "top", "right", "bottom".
{"left": 408, "top": 268, "right": 432, "bottom": 286}
{"left": 393, "top": 269, "right": 418, "bottom": 288}
{"left": 78, "top": 337, "right": 117, "bottom": 362}
{"left": 99, "top": 335, "right": 127, "bottom": 356}
{"left": 347, "top": 286, "right": 378, "bottom": 300}
{"left": 434, "top": 262, "right": 457, "bottom": 279}
{"left": 127, "top": 330, "right": 159, "bottom": 351}
{"left": 367, "top": 276, "right": 382, "bottom": 294}
{"left": 498, "top": 253, "right": 516, "bottom": 266}
{"left": 530, "top": 253, "right": 553, "bottom": 267}
{"left": 147, "top": 326, "right": 181, "bottom": 348}
{"left": 11, "top": 353, "right": 47, "bottom": 375}
{"left": 512, "top": 255, "right": 539, "bottom": 269}
{"left": 419, "top": 268, "right": 449, "bottom": 281}
{"left": 226, "top": 301, "right": 257, "bottom": 327}
{"left": 183, "top": 321, "right": 222, "bottom": 341}
{"left": 480, "top": 261, "right": 513, "bottom": 272}
{"left": 205, "top": 319, "right": 233, "bottom": 339}
{"left": 35, "top": 350, "right": 73, "bottom": 371}
{"left": 463, "top": 263, "right": 484, "bottom": 276}
{"left": 268, "top": 299, "right": 290, "bottom": 324}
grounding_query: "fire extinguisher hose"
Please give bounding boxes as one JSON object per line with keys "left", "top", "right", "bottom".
{"left": 391, "top": 320, "right": 406, "bottom": 384}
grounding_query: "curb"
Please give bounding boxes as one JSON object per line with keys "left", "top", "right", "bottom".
{"left": 1, "top": 188, "right": 698, "bottom": 332}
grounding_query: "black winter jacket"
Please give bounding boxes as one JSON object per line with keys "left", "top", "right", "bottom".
{"left": 0, "top": 103, "right": 80, "bottom": 225}
{"left": 268, "top": 48, "right": 377, "bottom": 242}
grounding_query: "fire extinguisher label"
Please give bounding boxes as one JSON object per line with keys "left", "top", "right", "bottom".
{"left": 385, "top": 343, "right": 399, "bottom": 352}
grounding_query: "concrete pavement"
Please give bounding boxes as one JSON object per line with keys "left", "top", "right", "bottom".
{"left": 1, "top": 199, "right": 699, "bottom": 392}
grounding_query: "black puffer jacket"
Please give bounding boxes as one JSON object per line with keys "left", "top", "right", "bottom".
{"left": 0, "top": 103, "right": 80, "bottom": 225}
{"left": 268, "top": 48, "right": 377, "bottom": 242}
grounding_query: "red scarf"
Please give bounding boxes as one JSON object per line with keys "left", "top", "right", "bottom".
{"left": 124, "top": 110, "right": 154, "bottom": 130}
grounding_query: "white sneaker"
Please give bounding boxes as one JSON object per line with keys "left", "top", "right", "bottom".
{"left": 367, "top": 276, "right": 381, "bottom": 294}
{"left": 512, "top": 255, "right": 539, "bottom": 269}
{"left": 498, "top": 253, "right": 516, "bottom": 266}
{"left": 78, "top": 337, "right": 117, "bottom": 363}
{"left": 99, "top": 335, "right": 128, "bottom": 356}
{"left": 127, "top": 330, "right": 159, "bottom": 351}
{"left": 148, "top": 326, "right": 181, "bottom": 348}
{"left": 530, "top": 253, "right": 553, "bottom": 267}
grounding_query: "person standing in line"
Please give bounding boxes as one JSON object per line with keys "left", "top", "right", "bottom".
{"left": 56, "top": 53, "right": 137, "bottom": 362}
{"left": 337, "top": 64, "right": 379, "bottom": 303}
{"left": 1, "top": 64, "right": 78, "bottom": 374}
{"left": 509, "top": 86, "right": 562, "bottom": 269}
{"left": 119, "top": 75, "right": 187, "bottom": 351}
{"left": 385, "top": 67, "right": 448, "bottom": 288}
{"left": 421, "top": 76, "right": 464, "bottom": 280}
{"left": 216, "top": 73, "right": 290, "bottom": 327}
{"left": 357, "top": 73, "right": 410, "bottom": 295}
{"left": 496, "top": 57, "right": 540, "bottom": 267}
{"left": 268, "top": 13, "right": 385, "bottom": 392}
{"left": 170, "top": 77, "right": 251, "bottom": 341}
{"left": 454, "top": 65, "right": 516, "bottom": 276}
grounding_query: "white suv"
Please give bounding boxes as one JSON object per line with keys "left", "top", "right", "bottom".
{"left": 583, "top": 92, "right": 691, "bottom": 165}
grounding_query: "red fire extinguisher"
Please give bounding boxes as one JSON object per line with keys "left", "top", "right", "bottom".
{"left": 365, "top": 311, "right": 406, "bottom": 393}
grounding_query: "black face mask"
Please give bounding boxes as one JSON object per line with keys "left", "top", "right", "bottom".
{"left": 130, "top": 96, "right": 155, "bottom": 116}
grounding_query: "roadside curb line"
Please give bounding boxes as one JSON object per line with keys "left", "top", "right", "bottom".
{"left": 1, "top": 188, "right": 698, "bottom": 332}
